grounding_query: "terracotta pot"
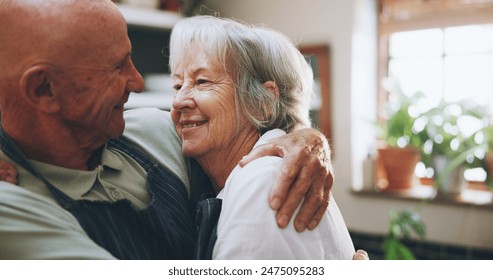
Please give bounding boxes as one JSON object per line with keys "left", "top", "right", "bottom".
{"left": 378, "top": 147, "right": 420, "bottom": 190}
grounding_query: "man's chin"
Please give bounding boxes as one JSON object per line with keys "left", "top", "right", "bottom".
{"left": 107, "top": 122, "right": 125, "bottom": 139}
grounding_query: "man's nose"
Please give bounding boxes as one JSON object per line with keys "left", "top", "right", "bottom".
{"left": 127, "top": 60, "right": 145, "bottom": 93}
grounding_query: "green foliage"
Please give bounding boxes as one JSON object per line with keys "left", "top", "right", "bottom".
{"left": 380, "top": 80, "right": 493, "bottom": 259}
{"left": 484, "top": 126, "right": 493, "bottom": 151}
{"left": 383, "top": 79, "right": 489, "bottom": 169}
{"left": 381, "top": 83, "right": 427, "bottom": 150}
{"left": 382, "top": 209, "right": 426, "bottom": 260}
{"left": 382, "top": 238, "right": 415, "bottom": 260}
{"left": 419, "top": 99, "right": 487, "bottom": 169}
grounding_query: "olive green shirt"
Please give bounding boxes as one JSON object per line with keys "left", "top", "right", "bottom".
{"left": 0, "top": 108, "right": 192, "bottom": 259}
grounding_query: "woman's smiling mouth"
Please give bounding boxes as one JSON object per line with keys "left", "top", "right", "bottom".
{"left": 181, "top": 120, "right": 208, "bottom": 129}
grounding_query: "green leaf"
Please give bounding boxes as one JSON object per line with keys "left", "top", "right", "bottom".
{"left": 382, "top": 237, "right": 416, "bottom": 260}
{"left": 389, "top": 209, "right": 426, "bottom": 240}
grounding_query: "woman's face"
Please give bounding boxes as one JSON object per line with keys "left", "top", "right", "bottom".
{"left": 170, "top": 44, "right": 247, "bottom": 159}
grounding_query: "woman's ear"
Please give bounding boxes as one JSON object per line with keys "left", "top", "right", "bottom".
{"left": 20, "top": 66, "right": 60, "bottom": 113}
{"left": 261, "top": 80, "right": 280, "bottom": 122}
{"left": 262, "top": 80, "right": 280, "bottom": 97}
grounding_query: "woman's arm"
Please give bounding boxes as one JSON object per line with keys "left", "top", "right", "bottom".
{"left": 0, "top": 161, "right": 18, "bottom": 185}
{"left": 214, "top": 155, "right": 353, "bottom": 260}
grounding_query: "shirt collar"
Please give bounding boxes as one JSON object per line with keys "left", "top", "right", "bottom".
{"left": 28, "top": 145, "right": 123, "bottom": 199}
{"left": 254, "top": 129, "right": 287, "bottom": 148}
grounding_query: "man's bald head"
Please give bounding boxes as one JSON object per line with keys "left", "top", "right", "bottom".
{"left": 0, "top": 0, "right": 134, "bottom": 137}
{"left": 0, "top": 0, "right": 125, "bottom": 75}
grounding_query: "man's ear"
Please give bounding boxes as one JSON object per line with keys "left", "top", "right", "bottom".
{"left": 262, "top": 80, "right": 280, "bottom": 97}
{"left": 20, "top": 66, "right": 60, "bottom": 113}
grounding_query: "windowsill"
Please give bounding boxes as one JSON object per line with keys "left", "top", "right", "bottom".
{"left": 352, "top": 185, "right": 493, "bottom": 208}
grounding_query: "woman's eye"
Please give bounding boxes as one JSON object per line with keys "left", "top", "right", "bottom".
{"left": 173, "top": 84, "right": 182, "bottom": 91}
{"left": 197, "top": 79, "right": 210, "bottom": 85}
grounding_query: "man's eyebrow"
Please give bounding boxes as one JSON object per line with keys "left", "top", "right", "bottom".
{"left": 117, "top": 51, "right": 132, "bottom": 63}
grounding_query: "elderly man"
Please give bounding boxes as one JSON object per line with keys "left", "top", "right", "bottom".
{"left": 0, "top": 0, "right": 334, "bottom": 259}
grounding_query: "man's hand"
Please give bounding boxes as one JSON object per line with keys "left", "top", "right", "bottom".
{"left": 240, "top": 128, "right": 333, "bottom": 232}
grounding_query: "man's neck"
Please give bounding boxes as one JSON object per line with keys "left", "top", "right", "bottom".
{"left": 3, "top": 121, "right": 105, "bottom": 171}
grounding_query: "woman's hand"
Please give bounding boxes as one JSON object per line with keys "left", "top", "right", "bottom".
{"left": 0, "top": 161, "right": 18, "bottom": 185}
{"left": 353, "top": 249, "right": 370, "bottom": 260}
{"left": 239, "top": 128, "right": 333, "bottom": 232}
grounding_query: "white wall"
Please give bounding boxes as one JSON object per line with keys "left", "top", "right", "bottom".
{"left": 203, "top": 0, "right": 493, "bottom": 250}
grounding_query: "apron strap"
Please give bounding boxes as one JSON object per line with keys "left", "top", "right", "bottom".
{"left": 194, "top": 197, "right": 222, "bottom": 259}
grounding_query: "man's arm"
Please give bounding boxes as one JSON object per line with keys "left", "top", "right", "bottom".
{"left": 0, "top": 182, "right": 115, "bottom": 259}
{"left": 240, "top": 127, "right": 332, "bottom": 232}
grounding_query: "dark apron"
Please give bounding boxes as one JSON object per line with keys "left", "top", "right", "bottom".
{"left": 0, "top": 129, "right": 195, "bottom": 259}
{"left": 194, "top": 197, "right": 221, "bottom": 259}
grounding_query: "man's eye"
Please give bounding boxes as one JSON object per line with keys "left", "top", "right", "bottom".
{"left": 116, "top": 55, "right": 132, "bottom": 71}
{"left": 115, "top": 61, "right": 125, "bottom": 71}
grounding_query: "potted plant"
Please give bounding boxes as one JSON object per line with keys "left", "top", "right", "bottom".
{"left": 382, "top": 208, "right": 426, "bottom": 259}
{"left": 377, "top": 81, "right": 427, "bottom": 190}
{"left": 417, "top": 99, "right": 487, "bottom": 196}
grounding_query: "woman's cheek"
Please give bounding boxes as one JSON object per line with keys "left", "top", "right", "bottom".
{"left": 170, "top": 109, "right": 182, "bottom": 136}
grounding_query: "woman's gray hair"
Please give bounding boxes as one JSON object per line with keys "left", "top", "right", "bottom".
{"left": 169, "top": 15, "right": 313, "bottom": 133}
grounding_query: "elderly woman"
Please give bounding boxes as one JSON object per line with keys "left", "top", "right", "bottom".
{"left": 169, "top": 16, "right": 355, "bottom": 259}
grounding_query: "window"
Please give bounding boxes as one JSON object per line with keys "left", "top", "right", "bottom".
{"left": 377, "top": 0, "right": 493, "bottom": 194}
{"left": 388, "top": 25, "right": 493, "bottom": 115}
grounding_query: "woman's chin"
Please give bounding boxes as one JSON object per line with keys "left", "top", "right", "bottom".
{"left": 182, "top": 143, "right": 205, "bottom": 159}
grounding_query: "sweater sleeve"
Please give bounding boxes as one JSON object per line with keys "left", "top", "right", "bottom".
{"left": 0, "top": 182, "right": 115, "bottom": 259}
{"left": 123, "top": 108, "right": 191, "bottom": 194}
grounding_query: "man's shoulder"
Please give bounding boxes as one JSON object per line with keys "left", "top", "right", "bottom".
{"left": 124, "top": 107, "right": 169, "bottom": 120}
{"left": 122, "top": 107, "right": 179, "bottom": 154}
{"left": 0, "top": 182, "right": 116, "bottom": 259}
{"left": 1, "top": 182, "right": 53, "bottom": 205}
{"left": 0, "top": 182, "right": 78, "bottom": 224}
{"left": 124, "top": 107, "right": 173, "bottom": 131}
{"left": 122, "top": 108, "right": 191, "bottom": 191}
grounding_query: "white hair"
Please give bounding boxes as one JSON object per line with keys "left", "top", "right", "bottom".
{"left": 169, "top": 15, "right": 313, "bottom": 133}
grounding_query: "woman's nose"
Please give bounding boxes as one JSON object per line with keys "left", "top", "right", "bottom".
{"left": 172, "top": 87, "right": 196, "bottom": 110}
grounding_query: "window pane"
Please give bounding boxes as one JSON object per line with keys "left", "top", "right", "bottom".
{"left": 389, "top": 29, "right": 443, "bottom": 58}
{"left": 389, "top": 57, "right": 443, "bottom": 111}
{"left": 444, "top": 54, "right": 493, "bottom": 110}
{"left": 445, "top": 24, "right": 493, "bottom": 55}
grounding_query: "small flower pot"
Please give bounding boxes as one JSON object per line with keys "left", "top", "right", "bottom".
{"left": 378, "top": 147, "right": 420, "bottom": 190}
